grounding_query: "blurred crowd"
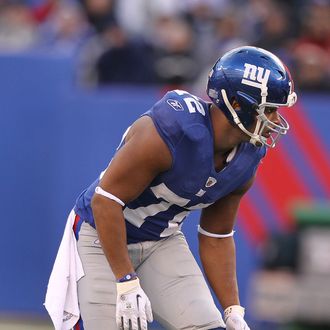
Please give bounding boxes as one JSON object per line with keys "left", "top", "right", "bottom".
{"left": 1, "top": 0, "right": 329, "bottom": 91}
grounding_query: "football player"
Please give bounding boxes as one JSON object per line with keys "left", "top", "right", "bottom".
{"left": 48, "top": 46, "right": 297, "bottom": 330}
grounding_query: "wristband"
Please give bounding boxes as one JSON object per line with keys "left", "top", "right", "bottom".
{"left": 116, "top": 272, "right": 138, "bottom": 283}
{"left": 116, "top": 278, "right": 141, "bottom": 296}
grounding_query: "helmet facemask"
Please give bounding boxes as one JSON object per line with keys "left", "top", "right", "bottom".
{"left": 252, "top": 105, "right": 289, "bottom": 148}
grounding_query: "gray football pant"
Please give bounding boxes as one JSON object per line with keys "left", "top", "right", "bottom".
{"left": 77, "top": 222, "right": 225, "bottom": 330}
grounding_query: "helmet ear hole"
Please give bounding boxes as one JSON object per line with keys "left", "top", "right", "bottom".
{"left": 230, "top": 97, "right": 240, "bottom": 109}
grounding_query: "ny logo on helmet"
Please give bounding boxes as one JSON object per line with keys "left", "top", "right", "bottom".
{"left": 241, "top": 63, "right": 270, "bottom": 89}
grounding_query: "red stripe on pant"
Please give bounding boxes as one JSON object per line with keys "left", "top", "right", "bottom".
{"left": 73, "top": 317, "right": 84, "bottom": 330}
{"left": 73, "top": 214, "right": 81, "bottom": 236}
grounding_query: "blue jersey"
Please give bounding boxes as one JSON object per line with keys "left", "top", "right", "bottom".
{"left": 74, "top": 90, "right": 266, "bottom": 243}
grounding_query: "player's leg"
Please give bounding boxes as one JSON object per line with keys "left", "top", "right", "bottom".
{"left": 76, "top": 222, "right": 151, "bottom": 329}
{"left": 76, "top": 222, "right": 117, "bottom": 330}
{"left": 137, "top": 231, "right": 225, "bottom": 330}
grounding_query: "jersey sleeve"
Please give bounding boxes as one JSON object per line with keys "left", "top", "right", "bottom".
{"left": 144, "top": 90, "right": 209, "bottom": 157}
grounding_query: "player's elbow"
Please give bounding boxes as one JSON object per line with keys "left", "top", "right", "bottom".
{"left": 91, "top": 192, "right": 102, "bottom": 213}
{"left": 91, "top": 193, "right": 105, "bottom": 222}
{"left": 91, "top": 192, "right": 124, "bottom": 225}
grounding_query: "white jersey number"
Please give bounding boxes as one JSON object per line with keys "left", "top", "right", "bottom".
{"left": 174, "top": 90, "right": 205, "bottom": 116}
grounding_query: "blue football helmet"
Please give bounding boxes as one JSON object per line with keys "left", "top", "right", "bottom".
{"left": 207, "top": 46, "right": 297, "bottom": 148}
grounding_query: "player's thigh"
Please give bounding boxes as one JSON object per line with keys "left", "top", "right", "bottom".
{"left": 77, "top": 222, "right": 117, "bottom": 330}
{"left": 137, "top": 232, "right": 223, "bottom": 330}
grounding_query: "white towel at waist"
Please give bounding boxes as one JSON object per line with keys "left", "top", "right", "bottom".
{"left": 44, "top": 209, "right": 85, "bottom": 330}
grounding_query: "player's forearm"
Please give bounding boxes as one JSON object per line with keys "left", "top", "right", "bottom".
{"left": 92, "top": 195, "right": 134, "bottom": 279}
{"left": 199, "top": 235, "right": 240, "bottom": 309}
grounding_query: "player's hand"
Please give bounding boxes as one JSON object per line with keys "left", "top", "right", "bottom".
{"left": 224, "top": 305, "right": 250, "bottom": 330}
{"left": 116, "top": 277, "right": 153, "bottom": 330}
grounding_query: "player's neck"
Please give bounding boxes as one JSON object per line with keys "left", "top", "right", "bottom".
{"left": 210, "top": 104, "right": 246, "bottom": 154}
